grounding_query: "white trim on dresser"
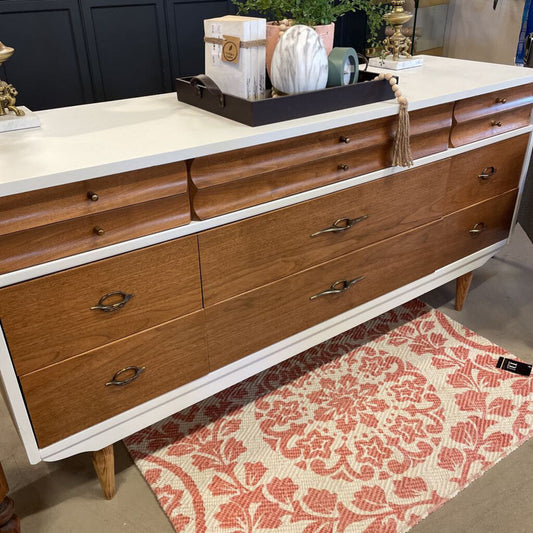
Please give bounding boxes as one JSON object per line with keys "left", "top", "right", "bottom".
{"left": 1, "top": 55, "right": 533, "bottom": 468}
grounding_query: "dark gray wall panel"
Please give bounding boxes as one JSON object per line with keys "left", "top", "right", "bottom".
{"left": 82, "top": 0, "right": 172, "bottom": 100}
{"left": 0, "top": 0, "right": 369, "bottom": 109}
{"left": 167, "top": 0, "right": 232, "bottom": 79}
{"left": 0, "top": 0, "right": 94, "bottom": 110}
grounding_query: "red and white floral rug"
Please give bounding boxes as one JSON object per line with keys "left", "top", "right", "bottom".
{"left": 124, "top": 300, "right": 532, "bottom": 533}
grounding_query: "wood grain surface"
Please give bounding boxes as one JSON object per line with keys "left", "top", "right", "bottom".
{"left": 446, "top": 134, "right": 527, "bottom": 212}
{"left": 0, "top": 194, "right": 191, "bottom": 274}
{"left": 206, "top": 221, "right": 439, "bottom": 371}
{"left": 92, "top": 445, "right": 115, "bottom": 500}
{"left": 0, "top": 235, "right": 202, "bottom": 375}
{"left": 435, "top": 189, "right": 518, "bottom": 268}
{"left": 191, "top": 144, "right": 391, "bottom": 219}
{"left": 453, "top": 83, "right": 533, "bottom": 123}
{"left": 0, "top": 161, "right": 188, "bottom": 237}
{"left": 450, "top": 106, "right": 532, "bottom": 147}
{"left": 199, "top": 159, "right": 450, "bottom": 304}
{"left": 455, "top": 271, "right": 474, "bottom": 311}
{"left": 0, "top": 463, "right": 19, "bottom": 533}
{"left": 189, "top": 103, "right": 452, "bottom": 219}
{"left": 20, "top": 310, "right": 208, "bottom": 447}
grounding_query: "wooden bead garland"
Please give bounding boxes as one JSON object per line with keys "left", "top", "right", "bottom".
{"left": 375, "top": 72, "right": 413, "bottom": 167}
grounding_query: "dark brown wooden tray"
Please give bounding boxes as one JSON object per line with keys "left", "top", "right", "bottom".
{"left": 175, "top": 71, "right": 396, "bottom": 127}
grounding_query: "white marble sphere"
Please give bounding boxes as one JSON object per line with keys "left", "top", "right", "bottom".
{"left": 270, "top": 25, "right": 328, "bottom": 94}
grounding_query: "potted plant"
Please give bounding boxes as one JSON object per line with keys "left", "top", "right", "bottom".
{"left": 232, "top": 0, "right": 389, "bottom": 72}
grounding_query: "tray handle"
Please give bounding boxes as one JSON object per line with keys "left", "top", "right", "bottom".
{"left": 189, "top": 75, "right": 225, "bottom": 108}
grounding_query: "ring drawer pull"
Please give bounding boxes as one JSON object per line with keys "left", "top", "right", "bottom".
{"left": 310, "top": 276, "right": 365, "bottom": 300}
{"left": 339, "top": 136, "right": 351, "bottom": 144}
{"left": 491, "top": 120, "right": 503, "bottom": 127}
{"left": 338, "top": 164, "right": 350, "bottom": 171}
{"left": 478, "top": 166, "right": 497, "bottom": 180}
{"left": 91, "top": 291, "right": 134, "bottom": 312}
{"left": 105, "top": 366, "right": 145, "bottom": 387}
{"left": 311, "top": 215, "right": 369, "bottom": 237}
{"left": 93, "top": 226, "right": 105, "bottom": 236}
{"left": 469, "top": 222, "right": 487, "bottom": 236}
{"left": 87, "top": 191, "right": 99, "bottom": 202}
{"left": 495, "top": 97, "right": 507, "bottom": 104}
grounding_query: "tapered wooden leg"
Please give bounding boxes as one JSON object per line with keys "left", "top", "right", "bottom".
{"left": 91, "top": 444, "right": 115, "bottom": 500}
{"left": 455, "top": 271, "right": 474, "bottom": 311}
{"left": 0, "top": 461, "right": 20, "bottom": 533}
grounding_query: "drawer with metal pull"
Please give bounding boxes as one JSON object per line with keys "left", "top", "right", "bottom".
{"left": 0, "top": 194, "right": 190, "bottom": 275}
{"left": 199, "top": 159, "right": 450, "bottom": 305}
{"left": 450, "top": 84, "right": 533, "bottom": 147}
{"left": 205, "top": 220, "right": 438, "bottom": 371}
{"left": 0, "top": 161, "right": 188, "bottom": 237}
{"left": 189, "top": 103, "right": 453, "bottom": 219}
{"left": 19, "top": 309, "right": 208, "bottom": 448}
{"left": 0, "top": 235, "right": 202, "bottom": 376}
{"left": 446, "top": 134, "right": 528, "bottom": 212}
{"left": 435, "top": 189, "right": 518, "bottom": 268}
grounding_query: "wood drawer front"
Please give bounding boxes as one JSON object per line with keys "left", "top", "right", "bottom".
{"left": 0, "top": 162, "right": 188, "bottom": 237}
{"left": 20, "top": 310, "right": 208, "bottom": 448}
{"left": 0, "top": 195, "right": 190, "bottom": 275}
{"left": 199, "top": 159, "right": 450, "bottom": 305}
{"left": 435, "top": 189, "right": 518, "bottom": 269}
{"left": 190, "top": 103, "right": 452, "bottom": 189}
{"left": 192, "top": 144, "right": 390, "bottom": 220}
{"left": 450, "top": 106, "right": 531, "bottom": 148}
{"left": 190, "top": 103, "right": 453, "bottom": 219}
{"left": 0, "top": 236, "right": 201, "bottom": 376}
{"left": 453, "top": 84, "right": 533, "bottom": 123}
{"left": 206, "top": 221, "right": 438, "bottom": 371}
{"left": 446, "top": 135, "right": 527, "bottom": 213}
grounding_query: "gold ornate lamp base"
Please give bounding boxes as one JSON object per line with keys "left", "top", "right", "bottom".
{"left": 0, "top": 41, "right": 25, "bottom": 117}
{"left": 382, "top": 0, "right": 413, "bottom": 61}
{"left": 368, "top": 0, "right": 422, "bottom": 70}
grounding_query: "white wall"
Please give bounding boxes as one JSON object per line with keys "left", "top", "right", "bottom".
{"left": 444, "top": 0, "right": 525, "bottom": 65}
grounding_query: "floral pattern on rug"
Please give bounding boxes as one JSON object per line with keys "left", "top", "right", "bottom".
{"left": 124, "top": 300, "right": 532, "bottom": 533}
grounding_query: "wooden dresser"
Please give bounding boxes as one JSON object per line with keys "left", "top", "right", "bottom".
{"left": 0, "top": 56, "right": 532, "bottom": 498}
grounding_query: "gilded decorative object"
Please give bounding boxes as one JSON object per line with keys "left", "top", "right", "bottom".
{"left": 0, "top": 41, "right": 25, "bottom": 117}
{"left": 382, "top": 0, "right": 413, "bottom": 61}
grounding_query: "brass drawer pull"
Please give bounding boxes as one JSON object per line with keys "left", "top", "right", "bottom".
{"left": 87, "top": 191, "right": 99, "bottom": 202}
{"left": 310, "top": 276, "right": 365, "bottom": 300}
{"left": 93, "top": 226, "right": 105, "bottom": 236}
{"left": 339, "top": 135, "right": 351, "bottom": 143}
{"left": 105, "top": 366, "right": 145, "bottom": 387}
{"left": 91, "top": 291, "right": 134, "bottom": 312}
{"left": 338, "top": 164, "right": 350, "bottom": 171}
{"left": 491, "top": 120, "right": 503, "bottom": 127}
{"left": 311, "top": 215, "right": 369, "bottom": 237}
{"left": 469, "top": 222, "right": 487, "bottom": 236}
{"left": 478, "top": 166, "right": 497, "bottom": 180}
{"left": 495, "top": 97, "right": 507, "bottom": 104}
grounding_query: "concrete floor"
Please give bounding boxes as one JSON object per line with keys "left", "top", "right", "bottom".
{"left": 1, "top": 225, "right": 531, "bottom": 533}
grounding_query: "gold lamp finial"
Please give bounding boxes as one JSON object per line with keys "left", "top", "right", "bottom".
{"left": 0, "top": 40, "right": 25, "bottom": 117}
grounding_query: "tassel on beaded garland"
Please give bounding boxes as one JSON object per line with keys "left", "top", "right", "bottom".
{"left": 376, "top": 73, "right": 413, "bottom": 167}
{"left": 393, "top": 99, "right": 413, "bottom": 167}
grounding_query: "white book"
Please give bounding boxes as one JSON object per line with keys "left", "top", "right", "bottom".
{"left": 251, "top": 18, "right": 257, "bottom": 100}
{"left": 234, "top": 16, "right": 265, "bottom": 100}
{"left": 204, "top": 15, "right": 254, "bottom": 100}
{"left": 256, "top": 18, "right": 266, "bottom": 100}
